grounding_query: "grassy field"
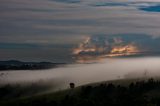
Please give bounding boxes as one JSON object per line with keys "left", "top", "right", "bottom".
{"left": 1, "top": 78, "right": 160, "bottom": 106}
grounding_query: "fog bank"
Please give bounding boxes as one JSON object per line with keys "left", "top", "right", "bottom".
{"left": 0, "top": 57, "right": 160, "bottom": 90}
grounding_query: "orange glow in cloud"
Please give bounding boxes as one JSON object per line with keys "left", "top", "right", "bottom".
{"left": 110, "top": 44, "right": 138, "bottom": 55}
{"left": 72, "top": 37, "right": 98, "bottom": 55}
{"left": 72, "top": 36, "right": 140, "bottom": 63}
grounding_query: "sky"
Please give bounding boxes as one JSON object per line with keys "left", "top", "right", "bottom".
{"left": 1, "top": 0, "right": 160, "bottom": 62}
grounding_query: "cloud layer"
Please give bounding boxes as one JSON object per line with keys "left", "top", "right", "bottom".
{"left": 1, "top": 0, "right": 160, "bottom": 62}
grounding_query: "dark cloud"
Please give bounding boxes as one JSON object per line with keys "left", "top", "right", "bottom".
{"left": 51, "top": 0, "right": 81, "bottom": 3}
{"left": 91, "top": 2, "right": 128, "bottom": 7}
{"left": 0, "top": 43, "right": 40, "bottom": 49}
{"left": 92, "top": 34, "right": 160, "bottom": 53}
{"left": 139, "top": 5, "right": 160, "bottom": 12}
{"left": 73, "top": 34, "right": 160, "bottom": 57}
{"left": 0, "top": 43, "right": 73, "bottom": 49}
{"left": 0, "top": 43, "right": 74, "bottom": 63}
{"left": 71, "top": 34, "right": 160, "bottom": 63}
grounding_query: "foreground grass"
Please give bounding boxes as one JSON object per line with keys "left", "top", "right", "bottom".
{"left": 1, "top": 78, "right": 160, "bottom": 106}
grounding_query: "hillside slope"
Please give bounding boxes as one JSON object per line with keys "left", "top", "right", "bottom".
{"left": 1, "top": 78, "right": 160, "bottom": 106}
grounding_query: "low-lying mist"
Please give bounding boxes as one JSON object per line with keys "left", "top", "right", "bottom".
{"left": 0, "top": 57, "right": 160, "bottom": 91}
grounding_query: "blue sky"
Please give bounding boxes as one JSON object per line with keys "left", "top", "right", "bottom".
{"left": 1, "top": 0, "right": 160, "bottom": 62}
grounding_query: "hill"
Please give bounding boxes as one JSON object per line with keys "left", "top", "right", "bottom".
{"left": 1, "top": 78, "right": 160, "bottom": 106}
{"left": 0, "top": 60, "right": 66, "bottom": 70}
